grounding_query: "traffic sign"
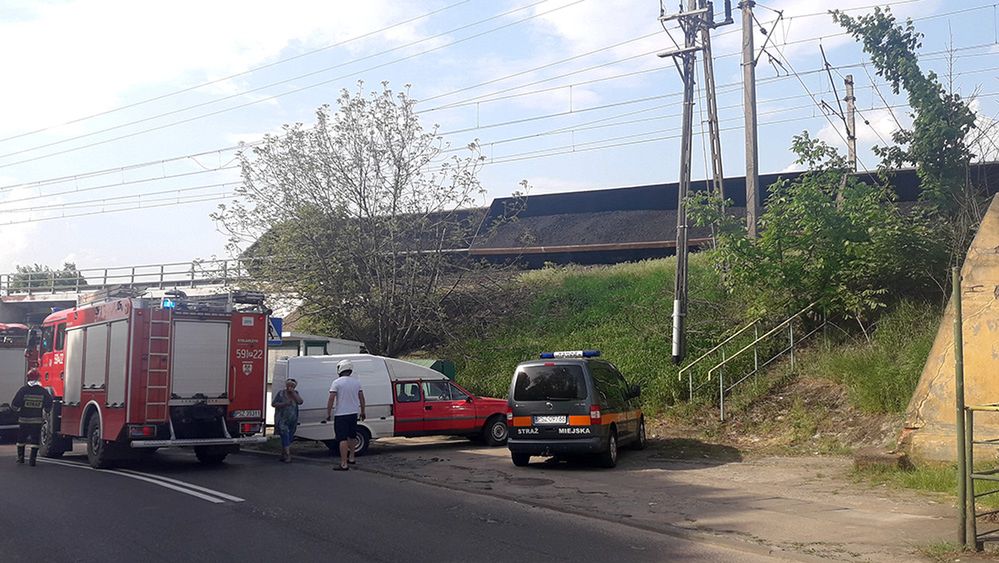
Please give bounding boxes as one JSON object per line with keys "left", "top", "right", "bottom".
{"left": 267, "top": 317, "right": 283, "bottom": 346}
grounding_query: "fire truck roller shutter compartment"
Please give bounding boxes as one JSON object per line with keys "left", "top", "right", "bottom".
{"left": 83, "top": 324, "right": 109, "bottom": 390}
{"left": 106, "top": 321, "right": 128, "bottom": 407}
{"left": 171, "top": 321, "right": 229, "bottom": 400}
{"left": 64, "top": 328, "right": 84, "bottom": 405}
{"left": 0, "top": 348, "right": 25, "bottom": 405}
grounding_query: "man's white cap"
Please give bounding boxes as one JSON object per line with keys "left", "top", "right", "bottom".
{"left": 337, "top": 359, "right": 354, "bottom": 374}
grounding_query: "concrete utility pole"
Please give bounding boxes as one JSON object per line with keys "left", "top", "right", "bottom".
{"left": 672, "top": 0, "right": 698, "bottom": 365}
{"left": 740, "top": 1, "right": 760, "bottom": 238}
{"left": 845, "top": 74, "right": 857, "bottom": 171}
{"left": 701, "top": 9, "right": 726, "bottom": 209}
{"left": 659, "top": 0, "right": 733, "bottom": 364}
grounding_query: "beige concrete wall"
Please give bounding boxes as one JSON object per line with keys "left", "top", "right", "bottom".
{"left": 903, "top": 196, "right": 999, "bottom": 461}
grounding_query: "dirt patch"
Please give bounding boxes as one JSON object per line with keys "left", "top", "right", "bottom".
{"left": 654, "top": 376, "right": 904, "bottom": 458}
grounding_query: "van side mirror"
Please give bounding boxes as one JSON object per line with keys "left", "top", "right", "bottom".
{"left": 629, "top": 384, "right": 641, "bottom": 399}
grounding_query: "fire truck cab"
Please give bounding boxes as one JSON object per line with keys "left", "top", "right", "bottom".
{"left": 35, "top": 291, "right": 269, "bottom": 468}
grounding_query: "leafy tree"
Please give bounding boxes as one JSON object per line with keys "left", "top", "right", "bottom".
{"left": 214, "top": 83, "right": 517, "bottom": 356}
{"left": 9, "top": 262, "right": 88, "bottom": 291}
{"left": 831, "top": 7, "right": 982, "bottom": 268}
{"left": 689, "top": 134, "right": 946, "bottom": 333}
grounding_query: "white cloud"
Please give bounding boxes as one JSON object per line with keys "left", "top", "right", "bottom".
{"left": 0, "top": 181, "right": 47, "bottom": 271}
{"left": 0, "top": 0, "right": 436, "bottom": 137}
{"left": 816, "top": 107, "right": 908, "bottom": 154}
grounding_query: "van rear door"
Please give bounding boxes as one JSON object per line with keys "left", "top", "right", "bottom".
{"left": 509, "top": 363, "right": 592, "bottom": 441}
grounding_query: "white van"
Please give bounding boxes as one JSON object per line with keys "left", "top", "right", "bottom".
{"left": 273, "top": 354, "right": 508, "bottom": 455}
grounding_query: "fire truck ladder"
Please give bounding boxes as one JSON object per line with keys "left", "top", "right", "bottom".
{"left": 145, "top": 308, "right": 173, "bottom": 422}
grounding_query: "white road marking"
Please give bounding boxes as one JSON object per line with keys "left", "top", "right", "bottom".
{"left": 37, "top": 458, "right": 243, "bottom": 504}
{"left": 116, "top": 468, "right": 245, "bottom": 503}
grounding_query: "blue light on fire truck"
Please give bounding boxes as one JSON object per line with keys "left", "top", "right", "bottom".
{"left": 161, "top": 297, "right": 176, "bottom": 309}
{"left": 539, "top": 350, "right": 601, "bottom": 359}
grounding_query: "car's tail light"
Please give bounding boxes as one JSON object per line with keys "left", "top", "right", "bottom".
{"left": 239, "top": 422, "right": 261, "bottom": 434}
{"left": 589, "top": 404, "right": 602, "bottom": 425}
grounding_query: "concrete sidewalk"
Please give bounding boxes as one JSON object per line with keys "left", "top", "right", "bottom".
{"left": 292, "top": 436, "right": 955, "bottom": 562}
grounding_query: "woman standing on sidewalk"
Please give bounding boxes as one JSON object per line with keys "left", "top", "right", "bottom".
{"left": 272, "top": 378, "right": 303, "bottom": 463}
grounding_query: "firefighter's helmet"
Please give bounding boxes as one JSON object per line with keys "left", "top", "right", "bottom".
{"left": 336, "top": 359, "right": 353, "bottom": 375}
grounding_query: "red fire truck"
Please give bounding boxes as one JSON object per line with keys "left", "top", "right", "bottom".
{"left": 33, "top": 291, "right": 269, "bottom": 468}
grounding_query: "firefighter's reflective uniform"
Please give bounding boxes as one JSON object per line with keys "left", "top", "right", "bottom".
{"left": 11, "top": 377, "right": 53, "bottom": 466}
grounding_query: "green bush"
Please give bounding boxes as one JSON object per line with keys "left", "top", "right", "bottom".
{"left": 810, "top": 300, "right": 939, "bottom": 413}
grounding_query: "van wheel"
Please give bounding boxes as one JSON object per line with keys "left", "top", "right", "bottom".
{"left": 511, "top": 452, "right": 531, "bottom": 467}
{"left": 86, "top": 416, "right": 113, "bottom": 469}
{"left": 597, "top": 431, "right": 618, "bottom": 468}
{"left": 631, "top": 418, "right": 647, "bottom": 451}
{"left": 483, "top": 416, "right": 508, "bottom": 446}
{"left": 40, "top": 408, "right": 66, "bottom": 458}
{"left": 353, "top": 427, "right": 371, "bottom": 457}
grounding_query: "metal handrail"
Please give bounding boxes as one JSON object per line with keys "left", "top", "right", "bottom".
{"left": 678, "top": 318, "right": 760, "bottom": 401}
{"left": 0, "top": 257, "right": 255, "bottom": 295}
{"left": 706, "top": 302, "right": 819, "bottom": 420}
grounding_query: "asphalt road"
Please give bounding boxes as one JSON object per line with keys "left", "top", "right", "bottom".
{"left": 0, "top": 443, "right": 786, "bottom": 562}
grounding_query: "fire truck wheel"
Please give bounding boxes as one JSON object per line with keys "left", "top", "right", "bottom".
{"left": 86, "top": 416, "right": 113, "bottom": 469}
{"left": 194, "top": 446, "right": 228, "bottom": 465}
{"left": 40, "top": 409, "right": 66, "bottom": 458}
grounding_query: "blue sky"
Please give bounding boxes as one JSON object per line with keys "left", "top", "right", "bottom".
{"left": 0, "top": 0, "right": 994, "bottom": 275}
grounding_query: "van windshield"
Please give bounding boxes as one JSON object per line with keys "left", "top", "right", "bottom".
{"left": 513, "top": 365, "right": 587, "bottom": 401}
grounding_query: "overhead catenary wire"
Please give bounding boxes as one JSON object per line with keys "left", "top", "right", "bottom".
{"left": 2, "top": 4, "right": 996, "bottom": 193}
{"left": 10, "top": 91, "right": 999, "bottom": 225}
{"left": 0, "top": 192, "right": 237, "bottom": 227}
{"left": 0, "top": 0, "right": 475, "bottom": 147}
{"left": 0, "top": 0, "right": 966, "bottom": 170}
{"left": 6, "top": 53, "right": 999, "bottom": 204}
{"left": 5, "top": 46, "right": 998, "bottom": 200}
{"left": 0, "top": 165, "right": 239, "bottom": 206}
{"left": 0, "top": 0, "right": 587, "bottom": 167}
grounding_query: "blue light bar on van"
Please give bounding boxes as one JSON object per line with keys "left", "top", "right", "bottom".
{"left": 161, "top": 297, "right": 176, "bottom": 309}
{"left": 539, "top": 350, "right": 601, "bottom": 359}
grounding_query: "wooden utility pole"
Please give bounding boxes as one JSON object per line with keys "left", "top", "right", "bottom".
{"left": 660, "top": 0, "right": 733, "bottom": 364}
{"left": 741, "top": 1, "right": 760, "bottom": 238}
{"left": 845, "top": 74, "right": 857, "bottom": 171}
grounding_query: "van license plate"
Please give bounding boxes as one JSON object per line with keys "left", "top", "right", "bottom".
{"left": 533, "top": 415, "right": 567, "bottom": 425}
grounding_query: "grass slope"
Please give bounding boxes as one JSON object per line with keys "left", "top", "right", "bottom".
{"left": 445, "top": 255, "right": 747, "bottom": 411}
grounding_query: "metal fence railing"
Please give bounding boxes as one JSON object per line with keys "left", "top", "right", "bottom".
{"left": 0, "top": 259, "right": 253, "bottom": 296}
{"left": 703, "top": 302, "right": 824, "bottom": 421}
{"left": 678, "top": 318, "right": 762, "bottom": 402}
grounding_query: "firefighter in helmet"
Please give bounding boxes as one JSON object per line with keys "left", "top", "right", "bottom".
{"left": 10, "top": 368, "right": 53, "bottom": 466}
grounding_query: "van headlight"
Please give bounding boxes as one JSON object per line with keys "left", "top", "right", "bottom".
{"left": 231, "top": 409, "right": 262, "bottom": 419}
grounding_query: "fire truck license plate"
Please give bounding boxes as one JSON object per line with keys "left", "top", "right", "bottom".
{"left": 533, "top": 415, "right": 566, "bottom": 425}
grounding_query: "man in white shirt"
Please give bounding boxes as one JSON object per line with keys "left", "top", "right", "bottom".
{"left": 325, "top": 359, "right": 365, "bottom": 471}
